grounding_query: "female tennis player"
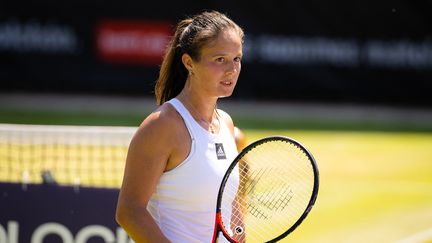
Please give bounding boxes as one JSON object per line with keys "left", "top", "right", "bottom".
{"left": 115, "top": 10, "right": 244, "bottom": 242}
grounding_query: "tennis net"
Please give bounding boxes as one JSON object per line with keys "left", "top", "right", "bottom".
{"left": 0, "top": 123, "right": 135, "bottom": 188}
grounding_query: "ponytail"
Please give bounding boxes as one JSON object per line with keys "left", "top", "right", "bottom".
{"left": 155, "top": 19, "right": 191, "bottom": 105}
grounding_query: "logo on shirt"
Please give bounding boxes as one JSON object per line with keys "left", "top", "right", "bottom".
{"left": 215, "top": 143, "right": 226, "bottom": 160}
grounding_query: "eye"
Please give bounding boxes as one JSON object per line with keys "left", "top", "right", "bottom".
{"left": 216, "top": 57, "right": 225, "bottom": 63}
{"left": 234, "top": 56, "right": 242, "bottom": 62}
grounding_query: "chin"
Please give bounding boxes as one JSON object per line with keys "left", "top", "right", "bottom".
{"left": 219, "top": 86, "right": 236, "bottom": 97}
{"left": 218, "top": 91, "right": 234, "bottom": 98}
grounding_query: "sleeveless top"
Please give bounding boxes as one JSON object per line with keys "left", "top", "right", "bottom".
{"left": 147, "top": 98, "right": 238, "bottom": 243}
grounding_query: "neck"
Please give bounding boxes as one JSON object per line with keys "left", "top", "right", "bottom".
{"left": 177, "top": 91, "right": 220, "bottom": 134}
{"left": 177, "top": 90, "right": 217, "bottom": 122}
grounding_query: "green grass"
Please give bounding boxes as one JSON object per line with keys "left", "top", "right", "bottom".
{"left": 2, "top": 108, "right": 432, "bottom": 132}
{"left": 0, "top": 109, "right": 145, "bottom": 126}
{"left": 1, "top": 109, "right": 432, "bottom": 242}
{"left": 235, "top": 117, "right": 432, "bottom": 133}
{"left": 243, "top": 130, "right": 432, "bottom": 243}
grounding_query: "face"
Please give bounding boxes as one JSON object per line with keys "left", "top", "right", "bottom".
{"left": 184, "top": 28, "right": 243, "bottom": 98}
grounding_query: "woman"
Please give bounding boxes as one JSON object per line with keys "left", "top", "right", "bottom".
{"left": 115, "top": 11, "right": 244, "bottom": 242}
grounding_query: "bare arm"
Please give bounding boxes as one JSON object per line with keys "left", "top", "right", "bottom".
{"left": 116, "top": 108, "right": 175, "bottom": 243}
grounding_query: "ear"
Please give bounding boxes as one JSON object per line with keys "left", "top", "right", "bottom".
{"left": 181, "top": 53, "right": 194, "bottom": 72}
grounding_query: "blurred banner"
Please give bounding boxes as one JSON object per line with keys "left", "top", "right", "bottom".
{"left": 1, "top": 0, "right": 431, "bottom": 106}
{"left": 0, "top": 182, "right": 132, "bottom": 243}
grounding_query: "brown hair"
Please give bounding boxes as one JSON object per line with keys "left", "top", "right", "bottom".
{"left": 154, "top": 10, "right": 244, "bottom": 105}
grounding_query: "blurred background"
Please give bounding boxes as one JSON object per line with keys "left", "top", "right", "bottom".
{"left": 1, "top": 0, "right": 432, "bottom": 106}
{"left": 1, "top": 0, "right": 432, "bottom": 243}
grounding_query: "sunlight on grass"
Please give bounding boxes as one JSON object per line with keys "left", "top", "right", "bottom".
{"left": 1, "top": 124, "right": 431, "bottom": 242}
{"left": 242, "top": 130, "right": 432, "bottom": 242}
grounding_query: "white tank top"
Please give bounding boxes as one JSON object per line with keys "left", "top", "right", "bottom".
{"left": 147, "top": 98, "right": 238, "bottom": 243}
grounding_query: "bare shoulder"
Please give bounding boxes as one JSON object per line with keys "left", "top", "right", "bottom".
{"left": 141, "top": 102, "right": 181, "bottom": 128}
{"left": 130, "top": 103, "right": 183, "bottom": 153}
{"left": 118, "top": 103, "right": 185, "bottom": 211}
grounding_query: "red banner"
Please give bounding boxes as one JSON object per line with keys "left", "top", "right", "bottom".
{"left": 96, "top": 20, "right": 172, "bottom": 66}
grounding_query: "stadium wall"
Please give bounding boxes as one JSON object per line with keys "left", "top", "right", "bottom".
{"left": 0, "top": 182, "right": 130, "bottom": 243}
{"left": 1, "top": 0, "right": 431, "bottom": 106}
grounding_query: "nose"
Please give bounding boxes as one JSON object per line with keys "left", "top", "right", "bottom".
{"left": 226, "top": 61, "right": 240, "bottom": 75}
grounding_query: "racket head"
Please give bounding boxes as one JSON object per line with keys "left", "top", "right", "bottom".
{"left": 214, "top": 136, "right": 319, "bottom": 243}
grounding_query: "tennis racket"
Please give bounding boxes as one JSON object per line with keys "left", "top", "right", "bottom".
{"left": 212, "top": 136, "right": 319, "bottom": 243}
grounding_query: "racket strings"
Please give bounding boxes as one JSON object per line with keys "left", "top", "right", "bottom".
{"left": 219, "top": 139, "right": 315, "bottom": 242}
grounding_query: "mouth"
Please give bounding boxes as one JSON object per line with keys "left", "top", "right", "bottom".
{"left": 220, "top": 80, "right": 234, "bottom": 86}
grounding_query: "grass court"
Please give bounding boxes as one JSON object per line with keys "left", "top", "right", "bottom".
{"left": 1, "top": 105, "right": 432, "bottom": 242}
